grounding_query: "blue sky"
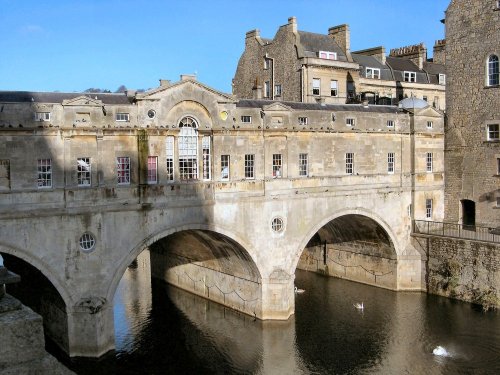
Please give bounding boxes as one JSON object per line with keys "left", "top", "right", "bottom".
{"left": 0, "top": 0, "right": 449, "bottom": 94}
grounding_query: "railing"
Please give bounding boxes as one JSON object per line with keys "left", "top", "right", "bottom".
{"left": 413, "top": 220, "right": 500, "bottom": 244}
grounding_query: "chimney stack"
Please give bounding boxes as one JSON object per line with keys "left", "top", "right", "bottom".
{"left": 328, "top": 24, "right": 352, "bottom": 62}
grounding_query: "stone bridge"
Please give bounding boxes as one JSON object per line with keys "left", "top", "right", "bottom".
{"left": 0, "top": 77, "right": 444, "bottom": 357}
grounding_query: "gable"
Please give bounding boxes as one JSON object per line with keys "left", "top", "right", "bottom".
{"left": 62, "top": 95, "right": 103, "bottom": 107}
{"left": 262, "top": 102, "right": 293, "bottom": 112}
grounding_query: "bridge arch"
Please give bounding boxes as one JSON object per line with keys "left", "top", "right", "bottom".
{"left": 106, "top": 223, "right": 262, "bottom": 305}
{"left": 0, "top": 241, "right": 73, "bottom": 306}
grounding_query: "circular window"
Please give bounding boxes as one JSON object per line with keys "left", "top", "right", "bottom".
{"left": 271, "top": 217, "right": 284, "bottom": 232}
{"left": 147, "top": 109, "right": 156, "bottom": 119}
{"left": 79, "top": 233, "right": 96, "bottom": 252}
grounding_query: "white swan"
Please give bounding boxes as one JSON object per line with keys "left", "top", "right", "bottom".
{"left": 294, "top": 286, "right": 305, "bottom": 294}
{"left": 354, "top": 302, "right": 364, "bottom": 310}
{"left": 432, "top": 346, "right": 449, "bottom": 357}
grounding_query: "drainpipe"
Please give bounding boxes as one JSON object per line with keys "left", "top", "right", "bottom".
{"left": 301, "top": 65, "right": 305, "bottom": 102}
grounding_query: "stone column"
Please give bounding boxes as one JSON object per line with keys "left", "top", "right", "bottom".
{"left": 259, "top": 269, "right": 295, "bottom": 320}
{"left": 66, "top": 296, "right": 115, "bottom": 358}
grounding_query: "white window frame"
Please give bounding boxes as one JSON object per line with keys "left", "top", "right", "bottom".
{"left": 487, "top": 55, "right": 499, "bottom": 86}
{"left": 299, "top": 153, "right": 308, "bottom": 177}
{"left": 272, "top": 154, "right": 282, "bottom": 178}
{"left": 37, "top": 158, "right": 52, "bottom": 188}
{"left": 404, "top": 71, "right": 417, "bottom": 82}
{"left": 319, "top": 51, "right": 337, "bottom": 60}
{"left": 220, "top": 155, "right": 230, "bottom": 181}
{"left": 264, "top": 81, "right": 271, "bottom": 98}
{"left": 298, "top": 117, "right": 308, "bottom": 126}
{"left": 345, "top": 153, "right": 354, "bottom": 175}
{"left": 439, "top": 74, "right": 446, "bottom": 85}
{"left": 487, "top": 124, "right": 499, "bottom": 141}
{"left": 34, "top": 112, "right": 51, "bottom": 121}
{"left": 245, "top": 154, "right": 255, "bottom": 179}
{"left": 426, "top": 152, "right": 433, "bottom": 173}
{"left": 427, "top": 121, "right": 433, "bottom": 129}
{"left": 387, "top": 120, "right": 394, "bottom": 128}
{"left": 202, "top": 136, "right": 211, "bottom": 181}
{"left": 274, "top": 84, "right": 282, "bottom": 97}
{"left": 116, "top": 113, "right": 130, "bottom": 122}
{"left": 387, "top": 152, "right": 395, "bottom": 174}
{"left": 77, "top": 157, "right": 91, "bottom": 187}
{"left": 312, "top": 78, "right": 320, "bottom": 96}
{"left": 147, "top": 156, "right": 158, "bottom": 184}
{"left": 366, "top": 67, "right": 381, "bottom": 79}
{"left": 178, "top": 117, "right": 198, "bottom": 180}
{"left": 426, "top": 199, "right": 433, "bottom": 219}
{"left": 346, "top": 118, "right": 355, "bottom": 127}
{"left": 166, "top": 136, "right": 175, "bottom": 181}
{"left": 116, "top": 156, "right": 130, "bottom": 185}
{"left": 241, "top": 115, "right": 252, "bottom": 123}
{"left": 330, "top": 80, "right": 338, "bottom": 97}
{"left": 264, "top": 58, "right": 271, "bottom": 70}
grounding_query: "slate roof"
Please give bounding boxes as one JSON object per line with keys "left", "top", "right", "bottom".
{"left": 237, "top": 99, "right": 400, "bottom": 113}
{"left": 352, "top": 54, "right": 394, "bottom": 81}
{"left": 386, "top": 57, "right": 429, "bottom": 83}
{"left": 0, "top": 91, "right": 131, "bottom": 105}
{"left": 423, "top": 62, "right": 446, "bottom": 84}
{"left": 297, "top": 31, "right": 348, "bottom": 62}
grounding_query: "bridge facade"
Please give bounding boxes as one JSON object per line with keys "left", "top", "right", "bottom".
{"left": 0, "top": 78, "right": 444, "bottom": 357}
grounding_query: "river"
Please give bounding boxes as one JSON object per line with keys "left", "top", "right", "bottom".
{"left": 62, "top": 251, "right": 500, "bottom": 374}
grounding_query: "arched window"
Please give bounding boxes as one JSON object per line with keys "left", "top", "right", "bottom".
{"left": 178, "top": 117, "right": 198, "bottom": 180}
{"left": 487, "top": 55, "right": 499, "bottom": 86}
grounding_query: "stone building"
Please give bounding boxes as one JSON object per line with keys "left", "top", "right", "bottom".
{"left": 0, "top": 76, "right": 444, "bottom": 355}
{"left": 444, "top": 0, "right": 500, "bottom": 228}
{"left": 233, "top": 17, "right": 446, "bottom": 109}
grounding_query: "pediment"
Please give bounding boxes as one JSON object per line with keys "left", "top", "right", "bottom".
{"left": 138, "top": 79, "right": 236, "bottom": 104}
{"left": 62, "top": 96, "right": 103, "bottom": 107}
{"left": 262, "top": 102, "right": 293, "bottom": 112}
{"left": 415, "top": 106, "right": 443, "bottom": 118}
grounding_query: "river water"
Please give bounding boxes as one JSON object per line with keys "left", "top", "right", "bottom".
{"left": 65, "top": 251, "right": 500, "bottom": 374}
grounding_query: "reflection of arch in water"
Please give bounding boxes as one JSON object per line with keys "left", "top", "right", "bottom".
{"left": 107, "top": 224, "right": 262, "bottom": 319}
{"left": 294, "top": 209, "right": 400, "bottom": 289}
{"left": 0, "top": 242, "right": 71, "bottom": 353}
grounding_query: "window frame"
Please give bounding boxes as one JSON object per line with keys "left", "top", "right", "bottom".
{"left": 487, "top": 55, "right": 499, "bottom": 86}
{"left": 166, "top": 136, "right": 175, "bottom": 182}
{"left": 37, "top": 158, "right": 52, "bottom": 188}
{"left": 116, "top": 156, "right": 131, "bottom": 185}
{"left": 330, "top": 80, "right": 338, "bottom": 97}
{"left": 426, "top": 152, "right": 433, "bottom": 173}
{"left": 34, "top": 112, "right": 51, "bottom": 121}
{"left": 366, "top": 67, "right": 381, "bottom": 79}
{"left": 202, "top": 136, "right": 211, "bottom": 181}
{"left": 264, "top": 81, "right": 271, "bottom": 98}
{"left": 387, "top": 152, "right": 395, "bottom": 174}
{"left": 426, "top": 199, "right": 433, "bottom": 219}
{"left": 312, "top": 78, "right": 320, "bottom": 96}
{"left": 220, "top": 155, "right": 230, "bottom": 181}
{"left": 77, "top": 157, "right": 91, "bottom": 187}
{"left": 345, "top": 152, "right": 354, "bottom": 175}
{"left": 319, "top": 50, "right": 337, "bottom": 60}
{"left": 178, "top": 117, "right": 199, "bottom": 181}
{"left": 487, "top": 124, "right": 499, "bottom": 141}
{"left": 245, "top": 154, "right": 255, "bottom": 179}
{"left": 274, "top": 84, "right": 282, "bottom": 97}
{"left": 272, "top": 154, "right": 282, "bottom": 178}
{"left": 404, "top": 71, "right": 417, "bottom": 82}
{"left": 116, "top": 113, "right": 130, "bottom": 122}
{"left": 438, "top": 74, "right": 446, "bottom": 85}
{"left": 427, "top": 121, "right": 433, "bottom": 129}
{"left": 298, "top": 117, "right": 308, "bottom": 126}
{"left": 147, "top": 156, "right": 158, "bottom": 184}
{"left": 387, "top": 120, "right": 394, "bottom": 128}
{"left": 346, "top": 118, "right": 355, "bottom": 127}
{"left": 299, "top": 153, "right": 308, "bottom": 177}
{"left": 241, "top": 115, "right": 252, "bottom": 124}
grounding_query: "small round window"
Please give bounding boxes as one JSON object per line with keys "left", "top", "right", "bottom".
{"left": 79, "top": 233, "right": 96, "bottom": 252}
{"left": 147, "top": 109, "right": 156, "bottom": 119}
{"left": 271, "top": 217, "right": 284, "bottom": 232}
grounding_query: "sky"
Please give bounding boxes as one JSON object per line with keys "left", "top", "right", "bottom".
{"left": 0, "top": 0, "right": 449, "bottom": 94}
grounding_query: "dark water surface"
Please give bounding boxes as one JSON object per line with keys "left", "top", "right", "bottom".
{"left": 63, "top": 253, "right": 500, "bottom": 374}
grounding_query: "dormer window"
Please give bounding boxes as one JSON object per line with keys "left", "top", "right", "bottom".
{"left": 439, "top": 74, "right": 446, "bottom": 85}
{"left": 319, "top": 51, "right": 337, "bottom": 60}
{"left": 116, "top": 113, "right": 129, "bottom": 122}
{"left": 34, "top": 112, "right": 51, "bottom": 121}
{"left": 404, "top": 71, "right": 417, "bottom": 82}
{"left": 366, "top": 68, "right": 381, "bottom": 79}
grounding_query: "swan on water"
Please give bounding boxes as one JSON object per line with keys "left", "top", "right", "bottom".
{"left": 432, "top": 346, "right": 450, "bottom": 357}
{"left": 294, "top": 286, "right": 305, "bottom": 294}
{"left": 353, "top": 302, "right": 364, "bottom": 310}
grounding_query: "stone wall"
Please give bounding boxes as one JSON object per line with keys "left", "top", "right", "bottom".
{"left": 445, "top": 0, "right": 500, "bottom": 227}
{"left": 413, "top": 234, "right": 500, "bottom": 310}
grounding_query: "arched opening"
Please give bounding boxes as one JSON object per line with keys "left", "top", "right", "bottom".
{"left": 178, "top": 116, "right": 199, "bottom": 180}
{"left": 487, "top": 54, "right": 499, "bottom": 86}
{"left": 0, "top": 253, "right": 69, "bottom": 354}
{"left": 109, "top": 228, "right": 262, "bottom": 354}
{"left": 461, "top": 199, "right": 476, "bottom": 228}
{"left": 296, "top": 214, "right": 397, "bottom": 289}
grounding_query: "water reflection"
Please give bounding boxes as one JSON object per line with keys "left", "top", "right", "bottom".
{"left": 67, "top": 250, "right": 500, "bottom": 374}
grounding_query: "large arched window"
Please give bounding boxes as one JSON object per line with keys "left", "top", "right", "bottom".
{"left": 178, "top": 117, "right": 198, "bottom": 180}
{"left": 487, "top": 55, "right": 499, "bottom": 86}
